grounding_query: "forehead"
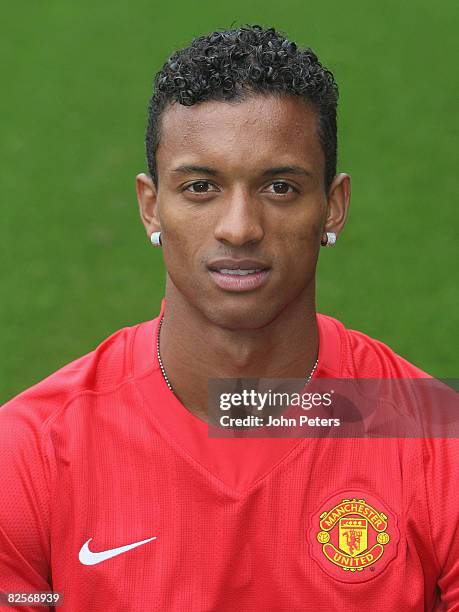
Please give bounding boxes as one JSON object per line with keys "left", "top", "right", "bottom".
{"left": 156, "top": 94, "right": 324, "bottom": 173}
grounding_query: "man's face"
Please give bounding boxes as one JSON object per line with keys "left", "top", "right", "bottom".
{"left": 140, "top": 94, "right": 344, "bottom": 330}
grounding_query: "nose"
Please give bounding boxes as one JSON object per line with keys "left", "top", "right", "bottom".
{"left": 213, "top": 187, "right": 264, "bottom": 247}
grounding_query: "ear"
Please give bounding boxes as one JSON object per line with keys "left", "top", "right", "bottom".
{"left": 322, "top": 173, "right": 351, "bottom": 240}
{"left": 136, "top": 173, "right": 161, "bottom": 238}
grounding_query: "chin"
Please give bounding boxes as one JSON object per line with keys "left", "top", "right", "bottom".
{"left": 201, "top": 299, "right": 281, "bottom": 331}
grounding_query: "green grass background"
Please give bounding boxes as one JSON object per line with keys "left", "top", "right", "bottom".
{"left": 1, "top": 0, "right": 457, "bottom": 402}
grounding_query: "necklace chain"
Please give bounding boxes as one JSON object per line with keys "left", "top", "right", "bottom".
{"left": 156, "top": 315, "right": 319, "bottom": 394}
{"left": 156, "top": 316, "right": 174, "bottom": 392}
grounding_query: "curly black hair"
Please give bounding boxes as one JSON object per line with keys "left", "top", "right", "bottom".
{"left": 146, "top": 25, "right": 339, "bottom": 191}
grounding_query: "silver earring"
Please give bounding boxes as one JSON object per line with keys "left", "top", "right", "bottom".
{"left": 321, "top": 231, "right": 336, "bottom": 247}
{"left": 150, "top": 231, "right": 162, "bottom": 247}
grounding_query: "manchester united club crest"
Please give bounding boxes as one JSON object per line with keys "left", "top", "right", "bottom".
{"left": 309, "top": 490, "right": 399, "bottom": 583}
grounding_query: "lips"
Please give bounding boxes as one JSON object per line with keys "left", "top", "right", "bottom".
{"left": 207, "top": 258, "right": 271, "bottom": 292}
{"left": 207, "top": 258, "right": 270, "bottom": 272}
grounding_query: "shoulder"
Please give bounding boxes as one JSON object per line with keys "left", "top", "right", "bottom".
{"left": 0, "top": 321, "right": 150, "bottom": 429}
{"left": 317, "top": 313, "right": 430, "bottom": 378}
{"left": 0, "top": 320, "right": 150, "bottom": 590}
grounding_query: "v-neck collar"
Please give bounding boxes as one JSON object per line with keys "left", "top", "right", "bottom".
{"left": 133, "top": 299, "right": 344, "bottom": 494}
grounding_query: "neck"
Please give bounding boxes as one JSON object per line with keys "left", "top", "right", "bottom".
{"left": 159, "top": 277, "right": 319, "bottom": 420}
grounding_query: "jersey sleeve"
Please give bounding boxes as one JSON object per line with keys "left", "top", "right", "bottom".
{"left": 423, "top": 438, "right": 459, "bottom": 610}
{"left": 0, "top": 396, "right": 53, "bottom": 610}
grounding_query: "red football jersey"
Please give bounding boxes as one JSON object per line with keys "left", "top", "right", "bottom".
{"left": 0, "top": 298, "right": 458, "bottom": 611}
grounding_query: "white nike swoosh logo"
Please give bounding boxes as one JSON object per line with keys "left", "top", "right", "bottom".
{"left": 79, "top": 536, "right": 157, "bottom": 565}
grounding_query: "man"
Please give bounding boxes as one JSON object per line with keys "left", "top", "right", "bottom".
{"left": 0, "top": 25, "right": 457, "bottom": 611}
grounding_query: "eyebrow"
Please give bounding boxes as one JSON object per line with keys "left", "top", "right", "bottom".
{"left": 171, "top": 164, "right": 313, "bottom": 178}
{"left": 171, "top": 165, "right": 219, "bottom": 176}
{"left": 262, "top": 166, "right": 313, "bottom": 178}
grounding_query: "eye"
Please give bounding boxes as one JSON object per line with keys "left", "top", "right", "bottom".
{"left": 265, "top": 181, "right": 296, "bottom": 195}
{"left": 184, "top": 181, "right": 219, "bottom": 193}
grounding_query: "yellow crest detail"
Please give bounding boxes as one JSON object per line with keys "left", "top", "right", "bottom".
{"left": 316, "top": 497, "right": 390, "bottom": 572}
